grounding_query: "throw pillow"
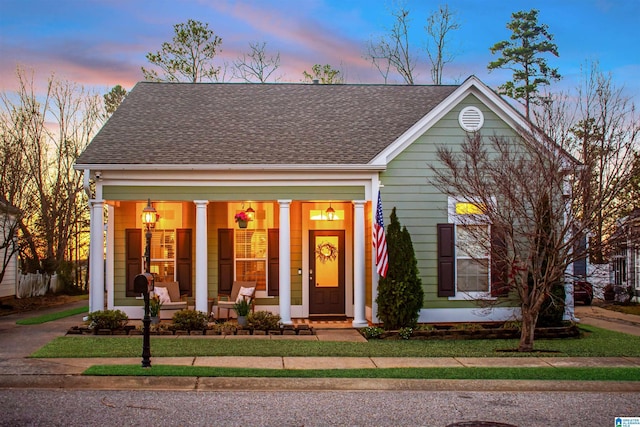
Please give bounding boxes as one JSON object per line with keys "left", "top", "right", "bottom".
{"left": 154, "top": 286, "right": 171, "bottom": 304}
{"left": 236, "top": 286, "right": 255, "bottom": 303}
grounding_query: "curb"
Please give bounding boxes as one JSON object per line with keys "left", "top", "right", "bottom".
{"left": 1, "top": 375, "right": 640, "bottom": 392}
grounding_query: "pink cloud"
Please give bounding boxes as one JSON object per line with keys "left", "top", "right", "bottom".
{"left": 206, "top": 1, "right": 375, "bottom": 81}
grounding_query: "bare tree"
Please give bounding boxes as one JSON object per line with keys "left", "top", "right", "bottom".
{"left": 233, "top": 41, "right": 281, "bottom": 83}
{"left": 430, "top": 126, "right": 632, "bottom": 352}
{"left": 366, "top": 5, "right": 416, "bottom": 84}
{"left": 425, "top": 4, "right": 460, "bottom": 84}
{"left": 570, "top": 62, "right": 638, "bottom": 263}
{"left": 533, "top": 62, "right": 639, "bottom": 263}
{"left": 0, "top": 67, "right": 102, "bottom": 275}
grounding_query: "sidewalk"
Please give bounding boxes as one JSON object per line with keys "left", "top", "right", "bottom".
{"left": 0, "top": 300, "right": 639, "bottom": 391}
{"left": 575, "top": 304, "right": 640, "bottom": 336}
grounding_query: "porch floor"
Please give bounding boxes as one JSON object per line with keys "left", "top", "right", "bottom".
{"left": 292, "top": 318, "right": 355, "bottom": 329}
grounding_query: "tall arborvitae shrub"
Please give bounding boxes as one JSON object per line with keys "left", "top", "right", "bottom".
{"left": 375, "top": 207, "right": 424, "bottom": 330}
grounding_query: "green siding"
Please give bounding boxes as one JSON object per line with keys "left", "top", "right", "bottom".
{"left": 104, "top": 186, "right": 365, "bottom": 201}
{"left": 383, "top": 94, "right": 519, "bottom": 309}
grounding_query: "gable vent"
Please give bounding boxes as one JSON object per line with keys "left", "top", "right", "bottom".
{"left": 458, "top": 106, "right": 484, "bottom": 132}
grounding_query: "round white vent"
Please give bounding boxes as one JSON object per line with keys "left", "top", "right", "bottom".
{"left": 458, "top": 106, "right": 484, "bottom": 132}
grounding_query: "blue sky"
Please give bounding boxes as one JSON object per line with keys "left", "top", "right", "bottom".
{"left": 0, "top": 0, "right": 638, "bottom": 103}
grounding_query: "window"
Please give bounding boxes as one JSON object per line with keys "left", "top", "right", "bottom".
{"left": 448, "top": 197, "right": 491, "bottom": 297}
{"left": 149, "top": 229, "right": 175, "bottom": 282}
{"left": 235, "top": 229, "right": 267, "bottom": 291}
{"left": 612, "top": 249, "right": 627, "bottom": 287}
{"left": 136, "top": 202, "right": 183, "bottom": 283}
{"left": 456, "top": 225, "right": 489, "bottom": 292}
{"left": 231, "top": 202, "right": 273, "bottom": 292}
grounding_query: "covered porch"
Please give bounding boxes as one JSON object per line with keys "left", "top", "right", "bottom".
{"left": 87, "top": 174, "right": 380, "bottom": 328}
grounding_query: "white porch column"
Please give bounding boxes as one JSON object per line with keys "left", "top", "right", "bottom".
{"left": 106, "top": 203, "right": 115, "bottom": 309}
{"left": 352, "top": 200, "right": 368, "bottom": 327}
{"left": 194, "top": 200, "right": 209, "bottom": 313}
{"left": 278, "top": 199, "right": 292, "bottom": 325}
{"left": 89, "top": 199, "right": 105, "bottom": 313}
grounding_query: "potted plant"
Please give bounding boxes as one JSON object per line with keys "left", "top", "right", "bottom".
{"left": 149, "top": 294, "right": 163, "bottom": 324}
{"left": 234, "top": 211, "right": 250, "bottom": 228}
{"left": 233, "top": 298, "right": 251, "bottom": 326}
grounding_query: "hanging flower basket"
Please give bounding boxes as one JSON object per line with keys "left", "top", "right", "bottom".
{"left": 235, "top": 212, "right": 249, "bottom": 228}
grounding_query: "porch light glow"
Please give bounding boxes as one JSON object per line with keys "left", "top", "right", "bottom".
{"left": 141, "top": 199, "right": 159, "bottom": 229}
{"left": 245, "top": 203, "right": 255, "bottom": 221}
{"left": 326, "top": 203, "right": 335, "bottom": 221}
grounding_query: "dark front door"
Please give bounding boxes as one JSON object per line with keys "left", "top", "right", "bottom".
{"left": 309, "top": 230, "right": 345, "bottom": 315}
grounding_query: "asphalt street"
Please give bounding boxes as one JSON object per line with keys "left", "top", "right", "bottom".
{"left": 0, "top": 389, "right": 637, "bottom": 427}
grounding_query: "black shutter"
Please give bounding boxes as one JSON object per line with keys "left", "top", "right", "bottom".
{"left": 176, "top": 228, "right": 192, "bottom": 297}
{"left": 125, "top": 229, "right": 142, "bottom": 297}
{"left": 218, "top": 228, "right": 234, "bottom": 295}
{"left": 268, "top": 228, "right": 280, "bottom": 296}
{"left": 490, "top": 226, "right": 510, "bottom": 297}
{"left": 437, "top": 224, "right": 455, "bottom": 297}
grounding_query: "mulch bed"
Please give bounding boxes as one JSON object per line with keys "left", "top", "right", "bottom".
{"left": 371, "top": 324, "right": 580, "bottom": 340}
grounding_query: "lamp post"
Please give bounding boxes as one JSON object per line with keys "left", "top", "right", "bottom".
{"left": 140, "top": 199, "right": 158, "bottom": 368}
{"left": 142, "top": 199, "right": 159, "bottom": 273}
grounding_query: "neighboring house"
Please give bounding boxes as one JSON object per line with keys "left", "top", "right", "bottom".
{"left": 75, "top": 76, "right": 577, "bottom": 326}
{"left": 609, "top": 209, "right": 640, "bottom": 301}
{"left": 0, "top": 199, "right": 20, "bottom": 299}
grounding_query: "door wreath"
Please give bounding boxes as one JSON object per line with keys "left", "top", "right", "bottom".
{"left": 315, "top": 241, "right": 338, "bottom": 263}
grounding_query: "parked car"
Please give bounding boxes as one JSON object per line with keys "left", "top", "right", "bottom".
{"left": 573, "top": 281, "right": 593, "bottom": 305}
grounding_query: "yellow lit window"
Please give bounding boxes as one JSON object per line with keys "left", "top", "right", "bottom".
{"left": 455, "top": 202, "right": 484, "bottom": 215}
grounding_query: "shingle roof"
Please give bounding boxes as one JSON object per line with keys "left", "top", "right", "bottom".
{"left": 76, "top": 82, "right": 458, "bottom": 166}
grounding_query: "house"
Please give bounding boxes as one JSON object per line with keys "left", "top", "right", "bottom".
{"left": 609, "top": 209, "right": 640, "bottom": 302}
{"left": 75, "top": 76, "right": 577, "bottom": 326}
{"left": 0, "top": 199, "right": 20, "bottom": 299}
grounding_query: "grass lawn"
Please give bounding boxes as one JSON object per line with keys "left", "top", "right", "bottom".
{"left": 32, "top": 325, "right": 640, "bottom": 358}
{"left": 602, "top": 303, "right": 640, "bottom": 317}
{"left": 16, "top": 306, "right": 88, "bottom": 325}
{"left": 83, "top": 365, "right": 640, "bottom": 381}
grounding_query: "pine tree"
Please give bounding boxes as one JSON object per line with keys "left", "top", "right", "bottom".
{"left": 488, "top": 9, "right": 560, "bottom": 119}
{"left": 375, "top": 207, "right": 424, "bottom": 329}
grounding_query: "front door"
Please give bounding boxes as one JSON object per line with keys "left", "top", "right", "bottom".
{"left": 309, "top": 230, "right": 345, "bottom": 315}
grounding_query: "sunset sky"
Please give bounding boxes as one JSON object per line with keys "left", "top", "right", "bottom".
{"left": 1, "top": 0, "right": 638, "bottom": 104}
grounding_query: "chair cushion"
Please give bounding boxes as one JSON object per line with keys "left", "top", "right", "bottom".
{"left": 154, "top": 287, "right": 171, "bottom": 304}
{"left": 163, "top": 282, "right": 182, "bottom": 302}
{"left": 236, "top": 286, "right": 255, "bottom": 303}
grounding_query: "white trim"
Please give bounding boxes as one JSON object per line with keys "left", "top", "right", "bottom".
{"left": 194, "top": 200, "right": 209, "bottom": 313}
{"left": 75, "top": 163, "right": 386, "bottom": 172}
{"left": 447, "top": 292, "right": 496, "bottom": 301}
{"left": 106, "top": 204, "right": 115, "bottom": 310}
{"left": 278, "top": 200, "right": 292, "bottom": 325}
{"left": 418, "top": 307, "right": 521, "bottom": 323}
{"left": 448, "top": 196, "right": 492, "bottom": 299}
{"left": 89, "top": 200, "right": 105, "bottom": 313}
{"left": 370, "top": 76, "right": 532, "bottom": 166}
{"left": 352, "top": 200, "right": 367, "bottom": 327}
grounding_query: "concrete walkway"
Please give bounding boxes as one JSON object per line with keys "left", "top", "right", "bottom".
{"left": 575, "top": 304, "right": 640, "bottom": 336}
{"left": 0, "top": 300, "right": 639, "bottom": 391}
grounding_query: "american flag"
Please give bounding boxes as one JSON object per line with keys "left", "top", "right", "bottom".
{"left": 373, "top": 191, "right": 388, "bottom": 277}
